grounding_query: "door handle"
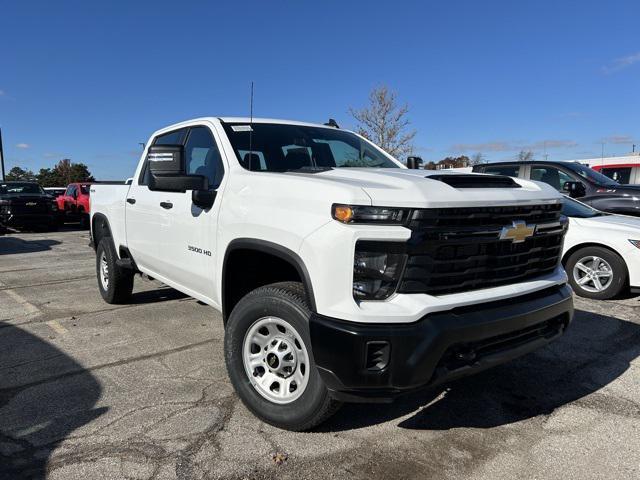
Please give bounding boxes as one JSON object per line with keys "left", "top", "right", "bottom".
{"left": 126, "top": 198, "right": 136, "bottom": 204}
{"left": 160, "top": 201, "right": 173, "bottom": 209}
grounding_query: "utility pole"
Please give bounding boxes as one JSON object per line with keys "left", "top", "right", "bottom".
{"left": 0, "top": 128, "right": 5, "bottom": 181}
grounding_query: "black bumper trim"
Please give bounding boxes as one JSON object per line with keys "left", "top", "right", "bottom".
{"left": 310, "top": 284, "right": 573, "bottom": 402}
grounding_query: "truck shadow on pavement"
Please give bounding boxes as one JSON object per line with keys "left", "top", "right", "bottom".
{"left": 0, "top": 321, "right": 106, "bottom": 480}
{"left": 0, "top": 237, "right": 61, "bottom": 255}
{"left": 322, "top": 308, "right": 640, "bottom": 431}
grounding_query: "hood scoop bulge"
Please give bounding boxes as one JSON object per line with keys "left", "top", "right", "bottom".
{"left": 426, "top": 174, "right": 521, "bottom": 189}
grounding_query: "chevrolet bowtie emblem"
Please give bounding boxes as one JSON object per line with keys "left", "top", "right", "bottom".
{"left": 500, "top": 221, "right": 536, "bottom": 243}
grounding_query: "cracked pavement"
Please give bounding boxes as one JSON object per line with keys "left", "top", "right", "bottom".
{"left": 1, "top": 228, "right": 639, "bottom": 479}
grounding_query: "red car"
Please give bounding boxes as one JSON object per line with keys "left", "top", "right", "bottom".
{"left": 57, "top": 183, "right": 92, "bottom": 227}
{"left": 591, "top": 163, "right": 640, "bottom": 184}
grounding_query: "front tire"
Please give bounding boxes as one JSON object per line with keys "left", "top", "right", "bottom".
{"left": 566, "top": 246, "right": 627, "bottom": 300}
{"left": 96, "top": 237, "right": 134, "bottom": 304}
{"left": 224, "top": 282, "right": 341, "bottom": 431}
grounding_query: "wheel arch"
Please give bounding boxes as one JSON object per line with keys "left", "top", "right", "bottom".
{"left": 91, "top": 213, "right": 112, "bottom": 251}
{"left": 222, "top": 238, "right": 316, "bottom": 324}
{"left": 562, "top": 242, "right": 625, "bottom": 266}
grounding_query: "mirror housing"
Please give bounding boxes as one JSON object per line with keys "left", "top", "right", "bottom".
{"left": 147, "top": 145, "right": 184, "bottom": 176}
{"left": 562, "top": 181, "right": 586, "bottom": 198}
{"left": 407, "top": 156, "right": 423, "bottom": 169}
{"left": 149, "top": 174, "right": 208, "bottom": 193}
{"left": 192, "top": 189, "right": 216, "bottom": 209}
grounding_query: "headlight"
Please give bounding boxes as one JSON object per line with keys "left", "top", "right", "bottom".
{"left": 629, "top": 240, "right": 640, "bottom": 249}
{"left": 353, "top": 241, "right": 406, "bottom": 300}
{"left": 333, "top": 204, "right": 409, "bottom": 225}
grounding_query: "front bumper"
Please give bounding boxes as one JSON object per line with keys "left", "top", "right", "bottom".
{"left": 310, "top": 284, "right": 573, "bottom": 402}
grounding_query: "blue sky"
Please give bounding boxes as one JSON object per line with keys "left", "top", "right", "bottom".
{"left": 1, "top": 0, "right": 638, "bottom": 180}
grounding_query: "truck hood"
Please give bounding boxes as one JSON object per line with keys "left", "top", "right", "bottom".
{"left": 289, "top": 168, "right": 563, "bottom": 208}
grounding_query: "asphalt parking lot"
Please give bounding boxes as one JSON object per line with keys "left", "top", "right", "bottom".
{"left": 1, "top": 228, "right": 639, "bottom": 480}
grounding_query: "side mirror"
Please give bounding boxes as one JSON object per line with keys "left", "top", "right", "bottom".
{"left": 407, "top": 156, "right": 423, "bottom": 169}
{"left": 192, "top": 189, "right": 216, "bottom": 209}
{"left": 563, "top": 181, "right": 586, "bottom": 198}
{"left": 72, "top": 191, "right": 78, "bottom": 199}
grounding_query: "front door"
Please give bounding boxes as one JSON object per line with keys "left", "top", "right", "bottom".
{"left": 126, "top": 124, "right": 225, "bottom": 302}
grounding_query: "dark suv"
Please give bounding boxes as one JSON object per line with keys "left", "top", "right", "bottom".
{"left": 0, "top": 181, "right": 59, "bottom": 231}
{"left": 473, "top": 160, "right": 640, "bottom": 216}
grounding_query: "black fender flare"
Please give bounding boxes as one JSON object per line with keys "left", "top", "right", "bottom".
{"left": 222, "top": 238, "right": 317, "bottom": 320}
{"left": 90, "top": 213, "right": 112, "bottom": 250}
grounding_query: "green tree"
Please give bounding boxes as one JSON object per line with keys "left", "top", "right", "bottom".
{"left": 5, "top": 166, "right": 36, "bottom": 181}
{"left": 349, "top": 85, "right": 417, "bottom": 160}
{"left": 36, "top": 159, "right": 95, "bottom": 187}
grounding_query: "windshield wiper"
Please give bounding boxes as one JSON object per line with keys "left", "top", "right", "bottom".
{"left": 284, "top": 166, "right": 333, "bottom": 173}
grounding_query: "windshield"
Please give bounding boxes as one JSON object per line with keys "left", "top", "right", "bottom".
{"left": 562, "top": 196, "right": 606, "bottom": 218}
{"left": 221, "top": 123, "right": 400, "bottom": 171}
{"left": 0, "top": 182, "right": 44, "bottom": 195}
{"left": 565, "top": 163, "right": 619, "bottom": 187}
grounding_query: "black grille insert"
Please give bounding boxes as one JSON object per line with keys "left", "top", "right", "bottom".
{"left": 399, "top": 203, "right": 565, "bottom": 295}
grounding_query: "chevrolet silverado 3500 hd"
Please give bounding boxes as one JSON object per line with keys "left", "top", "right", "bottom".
{"left": 91, "top": 117, "right": 574, "bottom": 430}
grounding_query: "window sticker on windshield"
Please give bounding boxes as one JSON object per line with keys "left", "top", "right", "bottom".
{"left": 231, "top": 125, "right": 253, "bottom": 132}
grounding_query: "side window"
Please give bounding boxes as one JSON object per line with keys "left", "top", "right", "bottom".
{"left": 530, "top": 166, "right": 574, "bottom": 191}
{"left": 601, "top": 167, "right": 631, "bottom": 184}
{"left": 183, "top": 126, "right": 224, "bottom": 189}
{"left": 483, "top": 165, "right": 520, "bottom": 177}
{"left": 139, "top": 128, "right": 188, "bottom": 185}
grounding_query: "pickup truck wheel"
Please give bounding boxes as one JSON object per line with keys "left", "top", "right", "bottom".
{"left": 566, "top": 246, "right": 627, "bottom": 300}
{"left": 224, "top": 281, "right": 341, "bottom": 431}
{"left": 96, "top": 238, "right": 134, "bottom": 304}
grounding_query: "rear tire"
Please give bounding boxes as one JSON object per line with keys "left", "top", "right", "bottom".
{"left": 566, "top": 246, "right": 627, "bottom": 300}
{"left": 224, "top": 281, "right": 341, "bottom": 431}
{"left": 96, "top": 237, "right": 134, "bottom": 304}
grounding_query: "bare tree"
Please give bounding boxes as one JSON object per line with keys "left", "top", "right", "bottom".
{"left": 517, "top": 150, "right": 534, "bottom": 162}
{"left": 470, "top": 152, "right": 485, "bottom": 165}
{"left": 349, "top": 85, "right": 416, "bottom": 159}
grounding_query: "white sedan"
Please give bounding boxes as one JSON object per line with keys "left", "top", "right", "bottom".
{"left": 562, "top": 196, "right": 640, "bottom": 299}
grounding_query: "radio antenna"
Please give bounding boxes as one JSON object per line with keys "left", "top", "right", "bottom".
{"left": 248, "top": 81, "right": 254, "bottom": 171}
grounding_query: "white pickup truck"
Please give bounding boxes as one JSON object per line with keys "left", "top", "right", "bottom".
{"left": 91, "top": 117, "right": 574, "bottom": 430}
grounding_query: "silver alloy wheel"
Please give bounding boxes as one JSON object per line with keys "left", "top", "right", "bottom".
{"left": 242, "top": 316, "right": 310, "bottom": 404}
{"left": 573, "top": 255, "right": 613, "bottom": 293}
{"left": 99, "top": 251, "right": 109, "bottom": 291}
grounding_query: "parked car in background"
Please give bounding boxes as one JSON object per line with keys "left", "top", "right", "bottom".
{"left": 473, "top": 160, "right": 640, "bottom": 216}
{"left": 44, "top": 187, "right": 67, "bottom": 198}
{"left": 561, "top": 196, "right": 640, "bottom": 299}
{"left": 591, "top": 163, "right": 640, "bottom": 185}
{"left": 0, "top": 181, "right": 59, "bottom": 231}
{"left": 57, "top": 182, "right": 92, "bottom": 227}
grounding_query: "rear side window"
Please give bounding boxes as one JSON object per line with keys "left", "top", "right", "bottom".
{"left": 481, "top": 165, "right": 520, "bottom": 177}
{"left": 600, "top": 167, "right": 632, "bottom": 184}
{"left": 530, "top": 166, "right": 573, "bottom": 191}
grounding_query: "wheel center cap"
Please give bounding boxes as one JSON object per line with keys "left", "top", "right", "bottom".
{"left": 266, "top": 353, "right": 279, "bottom": 369}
